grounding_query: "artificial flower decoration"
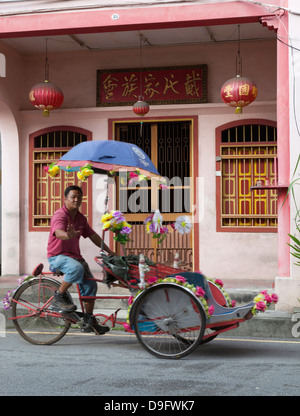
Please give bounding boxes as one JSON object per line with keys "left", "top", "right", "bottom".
{"left": 128, "top": 169, "right": 148, "bottom": 186}
{"left": 2, "top": 276, "right": 30, "bottom": 310}
{"left": 118, "top": 169, "right": 149, "bottom": 186}
{"left": 251, "top": 290, "right": 278, "bottom": 315}
{"left": 158, "top": 177, "right": 168, "bottom": 190}
{"left": 44, "top": 163, "right": 60, "bottom": 178}
{"left": 101, "top": 210, "right": 132, "bottom": 245}
{"left": 77, "top": 164, "right": 94, "bottom": 182}
{"left": 173, "top": 215, "right": 192, "bottom": 235}
{"left": 144, "top": 209, "right": 168, "bottom": 244}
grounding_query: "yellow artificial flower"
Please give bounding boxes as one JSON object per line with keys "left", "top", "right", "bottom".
{"left": 77, "top": 172, "right": 85, "bottom": 181}
{"left": 102, "top": 221, "right": 111, "bottom": 230}
{"left": 254, "top": 294, "right": 264, "bottom": 302}
{"left": 81, "top": 168, "right": 93, "bottom": 177}
{"left": 49, "top": 166, "right": 60, "bottom": 177}
{"left": 120, "top": 177, "right": 127, "bottom": 186}
{"left": 101, "top": 213, "right": 113, "bottom": 223}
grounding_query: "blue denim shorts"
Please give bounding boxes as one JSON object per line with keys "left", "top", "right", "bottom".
{"left": 48, "top": 255, "right": 97, "bottom": 296}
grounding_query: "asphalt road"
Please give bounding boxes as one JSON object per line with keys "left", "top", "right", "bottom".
{"left": 1, "top": 328, "right": 300, "bottom": 400}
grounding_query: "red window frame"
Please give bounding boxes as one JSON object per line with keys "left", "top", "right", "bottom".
{"left": 29, "top": 126, "right": 93, "bottom": 232}
{"left": 216, "top": 119, "right": 277, "bottom": 233}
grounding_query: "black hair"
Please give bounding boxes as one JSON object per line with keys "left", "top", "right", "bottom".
{"left": 64, "top": 185, "right": 83, "bottom": 197}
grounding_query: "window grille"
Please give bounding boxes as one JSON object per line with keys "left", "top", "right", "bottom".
{"left": 216, "top": 122, "right": 277, "bottom": 232}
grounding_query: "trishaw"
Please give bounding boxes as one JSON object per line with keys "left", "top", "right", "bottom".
{"left": 9, "top": 254, "right": 258, "bottom": 359}
{"left": 7, "top": 141, "right": 276, "bottom": 359}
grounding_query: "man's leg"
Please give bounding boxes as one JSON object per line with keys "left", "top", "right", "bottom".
{"left": 84, "top": 299, "right": 95, "bottom": 314}
{"left": 58, "top": 280, "right": 72, "bottom": 294}
{"left": 79, "top": 260, "right": 109, "bottom": 335}
{"left": 48, "top": 255, "right": 85, "bottom": 312}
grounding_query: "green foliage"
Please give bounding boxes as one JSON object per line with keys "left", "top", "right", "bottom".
{"left": 288, "top": 233, "right": 300, "bottom": 266}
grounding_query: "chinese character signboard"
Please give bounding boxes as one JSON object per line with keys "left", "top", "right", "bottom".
{"left": 97, "top": 65, "right": 207, "bottom": 107}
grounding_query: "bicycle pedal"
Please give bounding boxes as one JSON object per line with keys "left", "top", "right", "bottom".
{"left": 48, "top": 305, "right": 64, "bottom": 313}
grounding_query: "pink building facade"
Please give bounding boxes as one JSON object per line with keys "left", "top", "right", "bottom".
{"left": 0, "top": 0, "right": 298, "bottom": 311}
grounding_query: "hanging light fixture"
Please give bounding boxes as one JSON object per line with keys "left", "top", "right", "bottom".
{"left": 133, "top": 34, "right": 149, "bottom": 131}
{"left": 133, "top": 95, "right": 149, "bottom": 117}
{"left": 29, "top": 39, "right": 64, "bottom": 117}
{"left": 220, "top": 25, "right": 258, "bottom": 114}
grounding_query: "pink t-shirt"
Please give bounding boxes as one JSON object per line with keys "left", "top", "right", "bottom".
{"left": 47, "top": 205, "right": 95, "bottom": 259}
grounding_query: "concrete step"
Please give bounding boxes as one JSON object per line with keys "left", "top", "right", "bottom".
{"left": 71, "top": 292, "right": 130, "bottom": 311}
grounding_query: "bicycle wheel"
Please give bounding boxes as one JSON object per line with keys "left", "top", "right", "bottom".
{"left": 132, "top": 283, "right": 206, "bottom": 359}
{"left": 11, "top": 278, "right": 71, "bottom": 345}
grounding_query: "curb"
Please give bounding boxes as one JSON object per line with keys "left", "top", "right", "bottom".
{"left": 1, "top": 305, "right": 297, "bottom": 340}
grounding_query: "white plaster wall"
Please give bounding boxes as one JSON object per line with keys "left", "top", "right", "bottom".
{"left": 0, "top": 42, "right": 24, "bottom": 275}
{"left": 21, "top": 39, "right": 276, "bottom": 110}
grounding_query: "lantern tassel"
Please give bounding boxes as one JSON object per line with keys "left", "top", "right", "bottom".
{"left": 236, "top": 107, "right": 242, "bottom": 114}
{"left": 140, "top": 121, "right": 143, "bottom": 138}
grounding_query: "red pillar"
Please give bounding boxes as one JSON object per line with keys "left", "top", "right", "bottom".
{"left": 276, "top": 11, "right": 290, "bottom": 277}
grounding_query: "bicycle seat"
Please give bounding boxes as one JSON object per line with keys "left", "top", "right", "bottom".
{"left": 32, "top": 263, "right": 44, "bottom": 277}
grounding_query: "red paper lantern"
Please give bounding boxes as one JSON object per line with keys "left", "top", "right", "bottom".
{"left": 29, "top": 80, "right": 64, "bottom": 117}
{"left": 133, "top": 96, "right": 149, "bottom": 117}
{"left": 221, "top": 75, "right": 258, "bottom": 114}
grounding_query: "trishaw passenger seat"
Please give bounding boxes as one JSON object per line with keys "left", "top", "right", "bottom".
{"left": 168, "top": 272, "right": 211, "bottom": 300}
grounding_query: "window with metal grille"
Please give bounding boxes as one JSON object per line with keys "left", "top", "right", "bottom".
{"left": 216, "top": 120, "right": 277, "bottom": 232}
{"left": 29, "top": 127, "right": 92, "bottom": 231}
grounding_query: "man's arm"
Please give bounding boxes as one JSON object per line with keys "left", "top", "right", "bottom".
{"left": 54, "top": 223, "right": 80, "bottom": 240}
{"left": 89, "top": 232, "right": 116, "bottom": 255}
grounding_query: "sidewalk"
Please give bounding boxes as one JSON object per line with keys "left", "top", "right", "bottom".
{"left": 0, "top": 274, "right": 297, "bottom": 340}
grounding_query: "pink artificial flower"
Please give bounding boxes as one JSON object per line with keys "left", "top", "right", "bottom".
{"left": 159, "top": 184, "right": 168, "bottom": 190}
{"left": 127, "top": 179, "right": 135, "bottom": 186}
{"left": 255, "top": 300, "right": 267, "bottom": 312}
{"left": 170, "top": 222, "right": 175, "bottom": 230}
{"left": 260, "top": 290, "right": 268, "bottom": 295}
{"left": 147, "top": 276, "right": 158, "bottom": 285}
{"left": 208, "top": 305, "right": 215, "bottom": 315}
{"left": 196, "top": 286, "right": 205, "bottom": 297}
{"left": 129, "top": 172, "right": 139, "bottom": 179}
{"left": 128, "top": 295, "right": 134, "bottom": 305}
{"left": 144, "top": 214, "right": 154, "bottom": 224}
{"left": 271, "top": 293, "right": 279, "bottom": 303}
{"left": 215, "top": 279, "right": 224, "bottom": 287}
{"left": 123, "top": 323, "right": 131, "bottom": 331}
{"left": 231, "top": 300, "right": 236, "bottom": 307}
{"left": 264, "top": 294, "right": 273, "bottom": 304}
{"left": 175, "top": 275, "right": 186, "bottom": 283}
